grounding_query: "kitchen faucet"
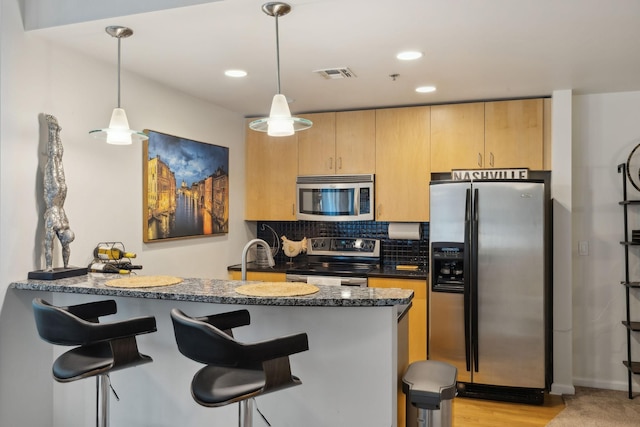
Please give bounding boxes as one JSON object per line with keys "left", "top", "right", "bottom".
{"left": 241, "top": 238, "right": 275, "bottom": 280}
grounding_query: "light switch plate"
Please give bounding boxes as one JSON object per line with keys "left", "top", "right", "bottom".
{"left": 578, "top": 241, "right": 589, "bottom": 256}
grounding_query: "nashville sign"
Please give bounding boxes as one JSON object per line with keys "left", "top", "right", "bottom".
{"left": 451, "top": 168, "right": 529, "bottom": 181}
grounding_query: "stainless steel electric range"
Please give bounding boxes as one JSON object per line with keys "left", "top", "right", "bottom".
{"left": 285, "top": 237, "right": 380, "bottom": 287}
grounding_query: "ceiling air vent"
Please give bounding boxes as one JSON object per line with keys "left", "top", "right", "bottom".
{"left": 314, "top": 67, "right": 357, "bottom": 79}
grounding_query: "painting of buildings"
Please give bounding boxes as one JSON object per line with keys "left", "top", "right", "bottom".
{"left": 143, "top": 130, "right": 229, "bottom": 241}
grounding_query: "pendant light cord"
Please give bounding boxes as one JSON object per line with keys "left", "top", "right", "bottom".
{"left": 275, "top": 12, "right": 281, "bottom": 95}
{"left": 117, "top": 36, "right": 122, "bottom": 108}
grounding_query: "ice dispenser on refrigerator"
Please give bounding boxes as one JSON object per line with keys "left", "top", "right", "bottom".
{"left": 431, "top": 243, "right": 465, "bottom": 293}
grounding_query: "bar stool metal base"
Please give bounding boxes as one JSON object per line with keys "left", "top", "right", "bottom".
{"left": 239, "top": 399, "right": 253, "bottom": 427}
{"left": 96, "top": 374, "right": 110, "bottom": 427}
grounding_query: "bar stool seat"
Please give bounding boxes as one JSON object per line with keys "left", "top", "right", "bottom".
{"left": 32, "top": 298, "right": 157, "bottom": 427}
{"left": 170, "top": 308, "right": 309, "bottom": 425}
{"left": 192, "top": 365, "right": 284, "bottom": 405}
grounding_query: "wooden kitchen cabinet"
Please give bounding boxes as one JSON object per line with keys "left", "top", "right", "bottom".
{"left": 245, "top": 121, "right": 298, "bottom": 220}
{"left": 484, "top": 98, "right": 544, "bottom": 170}
{"left": 543, "top": 97, "right": 552, "bottom": 170}
{"left": 229, "top": 270, "right": 286, "bottom": 282}
{"left": 375, "top": 106, "right": 430, "bottom": 221}
{"left": 369, "top": 277, "right": 427, "bottom": 364}
{"left": 431, "top": 98, "right": 546, "bottom": 172}
{"left": 370, "top": 276, "right": 425, "bottom": 427}
{"left": 431, "top": 102, "right": 485, "bottom": 172}
{"left": 298, "top": 111, "right": 375, "bottom": 175}
{"left": 298, "top": 112, "right": 336, "bottom": 175}
{"left": 335, "top": 110, "right": 376, "bottom": 174}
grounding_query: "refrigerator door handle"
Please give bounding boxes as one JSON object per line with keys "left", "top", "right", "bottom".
{"left": 463, "top": 188, "right": 472, "bottom": 372}
{"left": 472, "top": 188, "right": 480, "bottom": 372}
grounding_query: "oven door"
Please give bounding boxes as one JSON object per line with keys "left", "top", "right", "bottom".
{"left": 285, "top": 273, "right": 368, "bottom": 287}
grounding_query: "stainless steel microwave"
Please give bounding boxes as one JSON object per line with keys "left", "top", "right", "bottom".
{"left": 296, "top": 174, "right": 374, "bottom": 221}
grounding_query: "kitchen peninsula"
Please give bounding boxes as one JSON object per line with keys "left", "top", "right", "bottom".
{"left": 7, "top": 274, "right": 412, "bottom": 427}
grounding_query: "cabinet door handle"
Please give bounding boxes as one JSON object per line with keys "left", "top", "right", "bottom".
{"left": 377, "top": 204, "right": 381, "bottom": 218}
{"left": 490, "top": 152, "right": 494, "bottom": 167}
{"left": 477, "top": 153, "right": 482, "bottom": 167}
{"left": 338, "top": 157, "right": 342, "bottom": 170}
{"left": 328, "top": 157, "right": 333, "bottom": 170}
{"left": 292, "top": 204, "right": 295, "bottom": 216}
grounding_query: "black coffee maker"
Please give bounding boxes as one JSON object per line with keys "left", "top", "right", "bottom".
{"left": 431, "top": 242, "right": 465, "bottom": 293}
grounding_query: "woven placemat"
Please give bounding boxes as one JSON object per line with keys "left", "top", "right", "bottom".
{"left": 235, "top": 282, "right": 319, "bottom": 297}
{"left": 105, "top": 275, "right": 183, "bottom": 288}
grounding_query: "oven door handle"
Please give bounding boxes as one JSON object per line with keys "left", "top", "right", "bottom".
{"left": 285, "top": 274, "right": 308, "bottom": 283}
{"left": 339, "top": 277, "right": 367, "bottom": 287}
{"left": 285, "top": 274, "right": 368, "bottom": 287}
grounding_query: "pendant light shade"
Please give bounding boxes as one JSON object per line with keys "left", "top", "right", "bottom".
{"left": 90, "top": 26, "right": 148, "bottom": 145}
{"left": 249, "top": 2, "right": 312, "bottom": 137}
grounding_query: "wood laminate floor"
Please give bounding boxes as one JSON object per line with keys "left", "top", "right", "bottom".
{"left": 452, "top": 394, "right": 565, "bottom": 427}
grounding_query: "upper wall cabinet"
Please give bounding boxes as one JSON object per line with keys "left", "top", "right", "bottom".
{"left": 245, "top": 122, "right": 298, "bottom": 221}
{"left": 484, "top": 98, "right": 544, "bottom": 170}
{"left": 430, "top": 98, "right": 547, "bottom": 173}
{"left": 375, "top": 106, "right": 430, "bottom": 222}
{"left": 335, "top": 110, "right": 376, "bottom": 174}
{"left": 298, "top": 111, "right": 375, "bottom": 175}
{"left": 431, "top": 102, "right": 485, "bottom": 172}
{"left": 298, "top": 112, "right": 336, "bottom": 175}
{"left": 543, "top": 98, "right": 552, "bottom": 170}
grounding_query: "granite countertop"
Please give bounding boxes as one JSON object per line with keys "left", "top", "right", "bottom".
{"left": 228, "top": 262, "right": 428, "bottom": 280}
{"left": 10, "top": 274, "right": 413, "bottom": 307}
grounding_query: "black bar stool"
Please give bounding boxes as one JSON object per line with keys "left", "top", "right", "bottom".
{"left": 170, "top": 308, "right": 309, "bottom": 427}
{"left": 32, "top": 298, "right": 157, "bottom": 427}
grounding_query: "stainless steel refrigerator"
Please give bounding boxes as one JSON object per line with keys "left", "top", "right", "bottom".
{"left": 428, "top": 179, "right": 549, "bottom": 404}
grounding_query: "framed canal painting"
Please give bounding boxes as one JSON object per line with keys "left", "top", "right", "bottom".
{"left": 143, "top": 130, "right": 229, "bottom": 242}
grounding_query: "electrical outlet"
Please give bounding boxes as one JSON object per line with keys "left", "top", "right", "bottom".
{"left": 578, "top": 241, "right": 589, "bottom": 256}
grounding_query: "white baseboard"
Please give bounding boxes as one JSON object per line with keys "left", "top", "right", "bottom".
{"left": 551, "top": 376, "right": 640, "bottom": 395}
{"left": 572, "top": 376, "right": 631, "bottom": 391}
{"left": 551, "top": 382, "right": 575, "bottom": 395}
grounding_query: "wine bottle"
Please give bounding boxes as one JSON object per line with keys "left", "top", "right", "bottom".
{"left": 93, "top": 244, "right": 136, "bottom": 260}
{"left": 88, "top": 262, "right": 130, "bottom": 274}
{"left": 113, "top": 262, "right": 143, "bottom": 270}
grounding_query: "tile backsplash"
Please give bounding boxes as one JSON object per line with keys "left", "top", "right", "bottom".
{"left": 256, "top": 221, "right": 429, "bottom": 269}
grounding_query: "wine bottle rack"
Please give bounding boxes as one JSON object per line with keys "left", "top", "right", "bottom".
{"left": 90, "top": 241, "right": 140, "bottom": 273}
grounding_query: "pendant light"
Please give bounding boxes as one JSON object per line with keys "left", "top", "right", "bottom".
{"left": 90, "top": 26, "right": 148, "bottom": 145}
{"left": 249, "top": 2, "right": 312, "bottom": 137}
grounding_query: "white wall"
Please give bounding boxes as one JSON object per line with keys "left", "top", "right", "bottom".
{"left": 1, "top": 0, "right": 250, "bottom": 303}
{"left": 572, "top": 91, "right": 640, "bottom": 390}
{"left": 551, "top": 90, "right": 575, "bottom": 395}
{"left": 0, "top": 1, "right": 251, "bottom": 422}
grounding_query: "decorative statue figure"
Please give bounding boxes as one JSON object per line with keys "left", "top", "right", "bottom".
{"left": 43, "top": 114, "right": 75, "bottom": 271}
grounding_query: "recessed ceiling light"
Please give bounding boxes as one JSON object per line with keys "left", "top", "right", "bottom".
{"left": 225, "top": 69, "right": 247, "bottom": 77}
{"left": 416, "top": 86, "right": 436, "bottom": 93}
{"left": 397, "top": 51, "right": 423, "bottom": 60}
